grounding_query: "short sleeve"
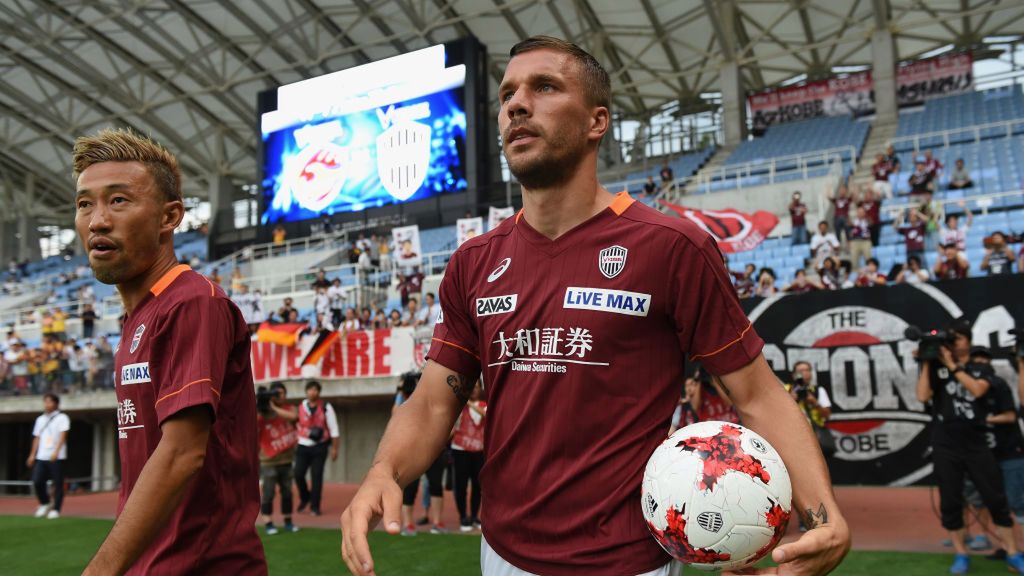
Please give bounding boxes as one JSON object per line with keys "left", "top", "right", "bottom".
{"left": 426, "top": 250, "right": 481, "bottom": 377}
{"left": 674, "top": 235, "right": 763, "bottom": 376}
{"left": 152, "top": 295, "right": 241, "bottom": 425}
{"left": 818, "top": 387, "right": 832, "bottom": 409}
{"left": 32, "top": 417, "right": 42, "bottom": 437}
{"left": 57, "top": 414, "right": 70, "bottom": 433}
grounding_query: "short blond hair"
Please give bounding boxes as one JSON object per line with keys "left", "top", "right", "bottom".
{"left": 72, "top": 128, "right": 182, "bottom": 203}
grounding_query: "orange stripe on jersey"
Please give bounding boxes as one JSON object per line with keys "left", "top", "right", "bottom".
{"left": 609, "top": 191, "right": 635, "bottom": 216}
{"left": 150, "top": 264, "right": 191, "bottom": 297}
{"left": 515, "top": 209, "right": 524, "bottom": 224}
{"left": 154, "top": 377, "right": 219, "bottom": 406}
{"left": 204, "top": 277, "right": 215, "bottom": 296}
{"left": 690, "top": 323, "right": 753, "bottom": 361}
{"left": 432, "top": 338, "right": 480, "bottom": 360}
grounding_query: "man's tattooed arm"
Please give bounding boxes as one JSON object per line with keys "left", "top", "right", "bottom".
{"left": 802, "top": 503, "right": 829, "bottom": 529}
{"left": 446, "top": 374, "right": 473, "bottom": 403}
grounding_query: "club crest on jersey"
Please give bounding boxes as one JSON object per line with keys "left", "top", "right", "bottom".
{"left": 130, "top": 324, "right": 146, "bottom": 354}
{"left": 598, "top": 245, "right": 628, "bottom": 279}
{"left": 476, "top": 294, "right": 517, "bottom": 317}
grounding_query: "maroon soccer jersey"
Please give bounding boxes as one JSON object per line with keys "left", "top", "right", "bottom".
{"left": 114, "top": 265, "right": 266, "bottom": 575}
{"left": 428, "top": 193, "right": 763, "bottom": 575}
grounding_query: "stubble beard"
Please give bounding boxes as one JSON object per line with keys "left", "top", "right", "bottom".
{"left": 505, "top": 127, "right": 589, "bottom": 190}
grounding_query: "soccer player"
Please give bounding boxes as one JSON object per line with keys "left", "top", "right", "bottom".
{"left": 74, "top": 129, "right": 266, "bottom": 575}
{"left": 341, "top": 37, "right": 850, "bottom": 576}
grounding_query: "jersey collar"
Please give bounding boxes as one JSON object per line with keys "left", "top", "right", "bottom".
{"left": 515, "top": 192, "right": 636, "bottom": 257}
{"left": 150, "top": 264, "right": 191, "bottom": 297}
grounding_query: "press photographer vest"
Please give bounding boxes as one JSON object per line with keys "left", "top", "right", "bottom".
{"left": 298, "top": 400, "right": 330, "bottom": 444}
{"left": 258, "top": 410, "right": 298, "bottom": 460}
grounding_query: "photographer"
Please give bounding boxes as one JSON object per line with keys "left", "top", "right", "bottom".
{"left": 915, "top": 323, "right": 1024, "bottom": 573}
{"left": 256, "top": 382, "right": 299, "bottom": 535}
{"left": 294, "top": 381, "right": 339, "bottom": 517}
{"left": 785, "top": 361, "right": 832, "bottom": 426}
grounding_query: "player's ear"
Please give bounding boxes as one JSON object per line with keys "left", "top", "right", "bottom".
{"left": 161, "top": 199, "right": 185, "bottom": 233}
{"left": 589, "top": 106, "right": 609, "bottom": 143}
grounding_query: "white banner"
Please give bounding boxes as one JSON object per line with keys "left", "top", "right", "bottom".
{"left": 251, "top": 327, "right": 421, "bottom": 383}
{"left": 488, "top": 206, "right": 516, "bottom": 231}
{"left": 392, "top": 225, "right": 421, "bottom": 269}
{"left": 457, "top": 217, "right": 484, "bottom": 246}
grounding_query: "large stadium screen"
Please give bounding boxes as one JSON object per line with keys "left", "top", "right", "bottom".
{"left": 260, "top": 44, "right": 468, "bottom": 224}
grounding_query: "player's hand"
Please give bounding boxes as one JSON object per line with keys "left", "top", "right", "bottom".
{"left": 723, "top": 515, "right": 851, "bottom": 575}
{"left": 340, "top": 464, "right": 403, "bottom": 576}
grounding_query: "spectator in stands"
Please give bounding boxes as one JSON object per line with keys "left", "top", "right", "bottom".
{"left": 895, "top": 208, "right": 928, "bottom": 264}
{"left": 311, "top": 268, "right": 331, "bottom": 290}
{"left": 810, "top": 221, "right": 840, "bottom": 269}
{"left": 272, "top": 225, "right": 286, "bottom": 246}
{"left": 277, "top": 297, "right": 296, "bottom": 323}
{"left": 659, "top": 163, "right": 673, "bottom": 191}
{"left": 855, "top": 257, "right": 887, "bottom": 287}
{"left": 789, "top": 192, "right": 809, "bottom": 245}
{"left": 360, "top": 307, "right": 373, "bottom": 329}
{"left": 230, "top": 267, "right": 244, "bottom": 295}
{"left": 895, "top": 255, "right": 931, "bottom": 284}
{"left": 341, "top": 308, "right": 360, "bottom": 332}
{"left": 66, "top": 343, "right": 87, "bottom": 392}
{"left": 732, "top": 263, "right": 756, "bottom": 299}
{"left": 51, "top": 307, "right": 67, "bottom": 342}
{"left": 755, "top": 267, "right": 778, "bottom": 297}
{"left": 314, "top": 285, "right": 330, "bottom": 321}
{"left": 940, "top": 202, "right": 973, "bottom": 253}
{"left": 379, "top": 237, "right": 392, "bottom": 272}
{"left": 5, "top": 341, "right": 29, "bottom": 394}
{"left": 908, "top": 161, "right": 935, "bottom": 196}
{"left": 858, "top": 187, "right": 882, "bottom": 246}
{"left": 250, "top": 289, "right": 266, "bottom": 332}
{"left": 208, "top": 267, "right": 222, "bottom": 286}
{"left": 642, "top": 176, "right": 657, "bottom": 197}
{"left": 94, "top": 336, "right": 113, "bottom": 388}
{"left": 40, "top": 336, "right": 63, "bottom": 393}
{"left": 818, "top": 256, "right": 841, "bottom": 290}
{"left": 417, "top": 293, "right": 440, "bottom": 330}
{"left": 402, "top": 297, "right": 420, "bottom": 327}
{"left": 923, "top": 150, "right": 943, "bottom": 180}
{"left": 328, "top": 278, "right": 346, "bottom": 328}
{"left": 8, "top": 258, "right": 18, "bottom": 280}
{"left": 388, "top": 309, "right": 403, "bottom": 328}
{"left": 397, "top": 267, "right": 425, "bottom": 307}
{"left": 785, "top": 269, "right": 823, "bottom": 293}
{"left": 79, "top": 284, "right": 95, "bottom": 306}
{"left": 982, "top": 232, "right": 1016, "bottom": 275}
{"left": 84, "top": 341, "right": 98, "bottom": 390}
{"left": 949, "top": 158, "right": 974, "bottom": 190}
{"left": 258, "top": 381, "right": 300, "bottom": 535}
{"left": 28, "top": 393, "right": 69, "bottom": 519}
{"left": 847, "top": 206, "right": 873, "bottom": 270}
{"left": 1019, "top": 244, "right": 1024, "bottom": 277}
{"left": 308, "top": 312, "right": 333, "bottom": 335}
{"left": 885, "top": 143, "right": 901, "bottom": 174}
{"left": 232, "top": 283, "right": 254, "bottom": 326}
{"left": 935, "top": 243, "right": 970, "bottom": 280}
{"left": 372, "top": 309, "right": 388, "bottom": 330}
{"left": 451, "top": 380, "right": 486, "bottom": 532}
{"left": 871, "top": 153, "right": 894, "bottom": 199}
{"left": 828, "top": 185, "right": 853, "bottom": 244}
{"left": 294, "top": 381, "right": 339, "bottom": 517}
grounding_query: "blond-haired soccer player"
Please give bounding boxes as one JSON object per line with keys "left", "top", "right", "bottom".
{"left": 75, "top": 129, "right": 266, "bottom": 575}
{"left": 341, "top": 37, "right": 849, "bottom": 576}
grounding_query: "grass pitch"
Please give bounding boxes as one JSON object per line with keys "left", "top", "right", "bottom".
{"left": 0, "top": 515, "right": 1014, "bottom": 574}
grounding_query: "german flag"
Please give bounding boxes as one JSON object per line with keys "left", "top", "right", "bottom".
{"left": 301, "top": 330, "right": 340, "bottom": 366}
{"left": 256, "top": 322, "right": 306, "bottom": 347}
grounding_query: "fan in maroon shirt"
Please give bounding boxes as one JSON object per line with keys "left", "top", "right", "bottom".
{"left": 73, "top": 130, "right": 265, "bottom": 575}
{"left": 340, "top": 36, "right": 850, "bottom": 576}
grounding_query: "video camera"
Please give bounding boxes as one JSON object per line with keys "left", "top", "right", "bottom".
{"left": 256, "top": 385, "right": 278, "bottom": 414}
{"left": 792, "top": 373, "right": 809, "bottom": 402}
{"left": 905, "top": 326, "right": 956, "bottom": 361}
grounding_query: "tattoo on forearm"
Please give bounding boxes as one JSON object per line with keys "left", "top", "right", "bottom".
{"left": 802, "top": 503, "right": 828, "bottom": 529}
{"left": 446, "top": 374, "right": 472, "bottom": 403}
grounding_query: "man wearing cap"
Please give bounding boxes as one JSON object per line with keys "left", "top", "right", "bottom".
{"left": 917, "top": 323, "right": 1024, "bottom": 573}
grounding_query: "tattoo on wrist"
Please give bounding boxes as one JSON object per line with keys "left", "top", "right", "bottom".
{"left": 802, "top": 503, "right": 828, "bottom": 529}
{"left": 446, "top": 374, "right": 472, "bottom": 403}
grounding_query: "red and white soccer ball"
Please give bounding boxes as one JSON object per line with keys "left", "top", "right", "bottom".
{"left": 641, "top": 421, "right": 792, "bottom": 571}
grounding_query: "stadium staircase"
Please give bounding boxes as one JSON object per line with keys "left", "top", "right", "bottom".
{"left": 676, "top": 144, "right": 738, "bottom": 198}
{"left": 848, "top": 119, "right": 898, "bottom": 192}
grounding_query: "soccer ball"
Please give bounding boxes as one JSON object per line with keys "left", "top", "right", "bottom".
{"left": 641, "top": 421, "right": 792, "bottom": 571}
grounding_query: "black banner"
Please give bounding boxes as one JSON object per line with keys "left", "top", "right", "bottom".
{"left": 740, "top": 276, "right": 1024, "bottom": 486}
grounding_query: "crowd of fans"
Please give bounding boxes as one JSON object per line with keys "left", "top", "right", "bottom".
{"left": 739, "top": 159, "right": 1021, "bottom": 298}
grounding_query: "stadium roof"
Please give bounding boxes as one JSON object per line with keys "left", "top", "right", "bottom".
{"left": 2, "top": 0, "right": 1023, "bottom": 223}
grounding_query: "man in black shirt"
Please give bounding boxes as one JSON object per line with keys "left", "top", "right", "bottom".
{"left": 916, "top": 324, "right": 1024, "bottom": 574}
{"left": 972, "top": 347, "right": 1024, "bottom": 555}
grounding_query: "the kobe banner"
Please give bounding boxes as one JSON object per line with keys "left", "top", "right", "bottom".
{"left": 741, "top": 276, "right": 1023, "bottom": 486}
{"left": 250, "top": 327, "right": 421, "bottom": 384}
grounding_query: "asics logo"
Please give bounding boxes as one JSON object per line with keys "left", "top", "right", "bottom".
{"left": 487, "top": 258, "right": 512, "bottom": 282}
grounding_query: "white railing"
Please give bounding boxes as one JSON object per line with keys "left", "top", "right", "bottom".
{"left": 890, "top": 117, "right": 1024, "bottom": 153}
{"left": 0, "top": 294, "right": 123, "bottom": 332}
{"left": 882, "top": 188, "right": 1023, "bottom": 219}
{"left": 204, "top": 229, "right": 350, "bottom": 275}
{"left": 687, "top": 145, "right": 857, "bottom": 193}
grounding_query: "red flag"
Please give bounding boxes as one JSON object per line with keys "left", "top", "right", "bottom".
{"left": 658, "top": 200, "right": 779, "bottom": 253}
{"left": 255, "top": 322, "right": 306, "bottom": 347}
